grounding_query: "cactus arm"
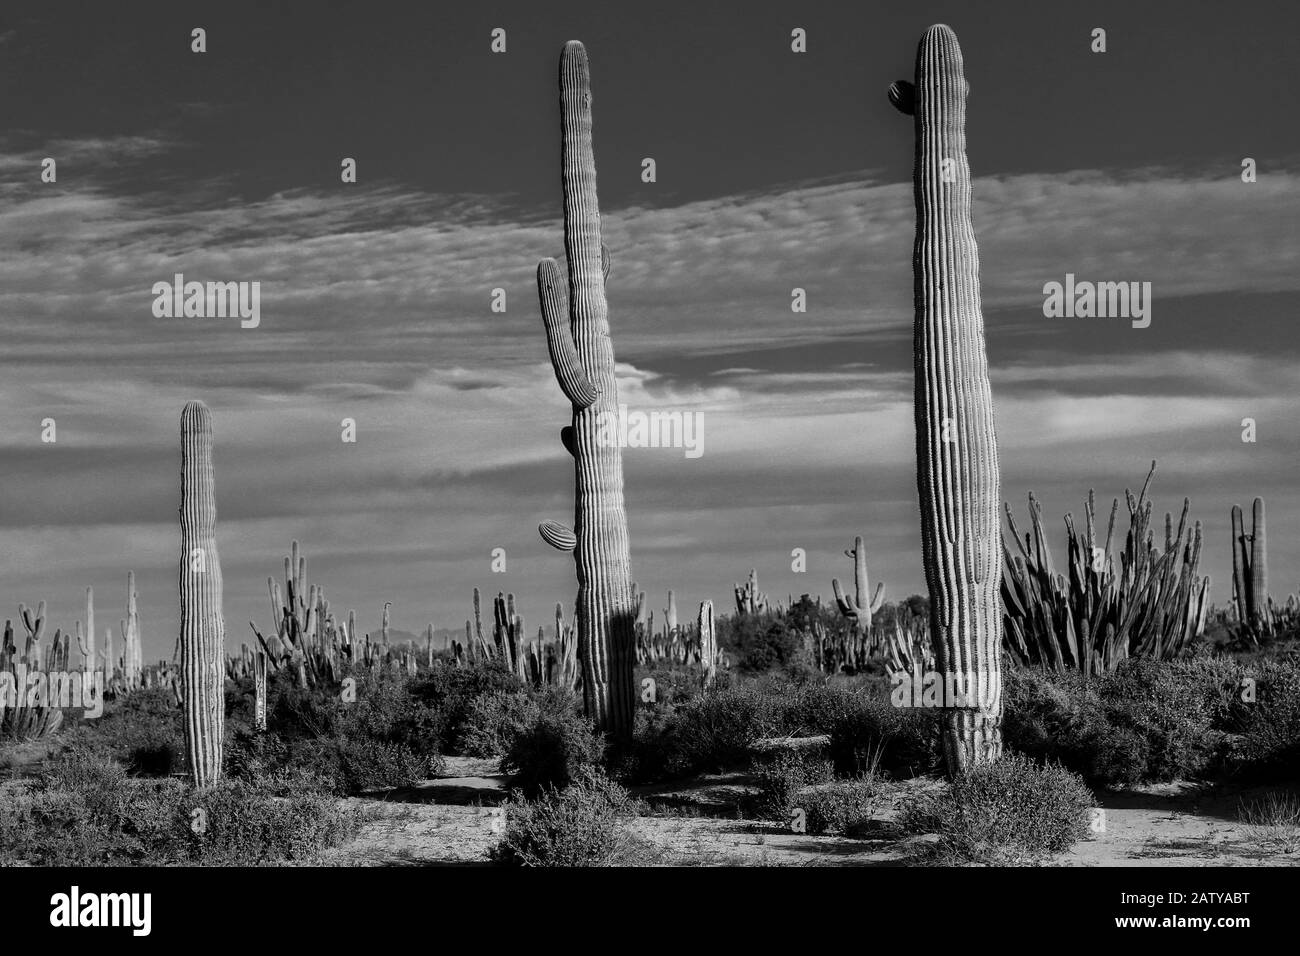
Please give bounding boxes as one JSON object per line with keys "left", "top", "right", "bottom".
{"left": 888, "top": 80, "right": 916, "bottom": 115}
{"left": 538, "top": 258, "right": 597, "bottom": 408}
{"left": 869, "top": 581, "right": 887, "bottom": 614}
{"left": 540, "top": 520, "right": 577, "bottom": 552}
{"left": 831, "top": 577, "right": 860, "bottom": 619}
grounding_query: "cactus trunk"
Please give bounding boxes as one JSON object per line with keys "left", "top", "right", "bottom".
{"left": 894, "top": 25, "right": 1003, "bottom": 775}
{"left": 536, "top": 41, "right": 636, "bottom": 738}
{"left": 1249, "top": 497, "right": 1269, "bottom": 635}
{"left": 179, "top": 401, "right": 225, "bottom": 786}
{"left": 698, "top": 600, "right": 717, "bottom": 690}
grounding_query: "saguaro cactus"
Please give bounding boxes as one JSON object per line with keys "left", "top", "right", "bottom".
{"left": 253, "top": 649, "right": 268, "bottom": 732}
{"left": 664, "top": 590, "right": 678, "bottom": 636}
{"left": 698, "top": 600, "right": 717, "bottom": 690}
{"left": 1231, "top": 497, "right": 1271, "bottom": 640}
{"left": 75, "top": 586, "right": 95, "bottom": 667}
{"left": 832, "top": 536, "right": 886, "bottom": 625}
{"left": 120, "top": 572, "right": 141, "bottom": 689}
{"left": 891, "top": 25, "right": 1003, "bottom": 774}
{"left": 536, "top": 41, "right": 637, "bottom": 738}
{"left": 179, "top": 400, "right": 225, "bottom": 786}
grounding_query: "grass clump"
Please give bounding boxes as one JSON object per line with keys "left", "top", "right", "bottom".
{"left": 1236, "top": 790, "right": 1300, "bottom": 852}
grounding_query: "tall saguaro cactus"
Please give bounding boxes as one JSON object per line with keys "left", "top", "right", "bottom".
{"left": 892, "top": 25, "right": 1003, "bottom": 775}
{"left": 179, "top": 401, "right": 225, "bottom": 786}
{"left": 536, "top": 41, "right": 637, "bottom": 738}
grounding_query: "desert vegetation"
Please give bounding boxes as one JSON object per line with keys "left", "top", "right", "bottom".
{"left": 2, "top": 27, "right": 1297, "bottom": 872}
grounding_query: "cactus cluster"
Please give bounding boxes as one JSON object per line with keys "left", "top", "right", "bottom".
{"left": 535, "top": 41, "right": 637, "bottom": 738}
{"left": 892, "top": 24, "right": 1003, "bottom": 774}
{"left": 456, "top": 588, "right": 580, "bottom": 690}
{"left": 733, "top": 568, "right": 769, "bottom": 616}
{"left": 631, "top": 591, "right": 726, "bottom": 681}
{"left": 250, "top": 540, "right": 355, "bottom": 686}
{"left": 1001, "top": 462, "right": 1210, "bottom": 674}
{"left": 1, "top": 603, "right": 67, "bottom": 738}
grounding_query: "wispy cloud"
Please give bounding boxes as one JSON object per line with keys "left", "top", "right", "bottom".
{"left": 2, "top": 156, "right": 1298, "bottom": 653}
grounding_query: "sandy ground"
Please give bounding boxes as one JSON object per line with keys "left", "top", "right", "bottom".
{"left": 7, "top": 740, "right": 1296, "bottom": 866}
{"left": 318, "top": 755, "right": 1300, "bottom": 867}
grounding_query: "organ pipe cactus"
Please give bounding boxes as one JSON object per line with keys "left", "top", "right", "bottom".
{"left": 891, "top": 25, "right": 1003, "bottom": 774}
{"left": 1002, "top": 463, "right": 1210, "bottom": 674}
{"left": 535, "top": 41, "right": 637, "bottom": 738}
{"left": 734, "top": 568, "right": 769, "bottom": 616}
{"left": 831, "top": 536, "right": 886, "bottom": 625}
{"left": 1231, "top": 497, "right": 1272, "bottom": 640}
{"left": 179, "top": 400, "right": 225, "bottom": 787}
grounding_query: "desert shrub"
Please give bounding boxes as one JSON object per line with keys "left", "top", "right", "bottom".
{"left": 64, "top": 687, "right": 184, "bottom": 776}
{"left": 635, "top": 666, "right": 710, "bottom": 710}
{"left": 492, "top": 770, "right": 634, "bottom": 867}
{"left": 1229, "top": 655, "right": 1300, "bottom": 775}
{"left": 343, "top": 669, "right": 446, "bottom": 755}
{"left": 224, "top": 725, "right": 291, "bottom": 780}
{"left": 797, "top": 779, "right": 882, "bottom": 836}
{"left": 503, "top": 708, "right": 605, "bottom": 798}
{"left": 0, "top": 749, "right": 358, "bottom": 865}
{"left": 1100, "top": 658, "right": 1227, "bottom": 781}
{"left": 186, "top": 777, "right": 358, "bottom": 864}
{"left": 223, "top": 668, "right": 446, "bottom": 794}
{"left": 898, "top": 754, "right": 1093, "bottom": 862}
{"left": 760, "top": 677, "right": 890, "bottom": 736}
{"left": 459, "top": 691, "right": 542, "bottom": 757}
{"left": 721, "top": 614, "right": 806, "bottom": 674}
{"left": 826, "top": 692, "right": 939, "bottom": 778}
{"left": 228, "top": 732, "right": 440, "bottom": 796}
{"left": 620, "top": 685, "right": 782, "bottom": 783}
{"left": 752, "top": 750, "right": 835, "bottom": 818}
{"left": 459, "top": 687, "right": 581, "bottom": 758}
{"left": 1002, "top": 658, "right": 1242, "bottom": 788}
{"left": 408, "top": 659, "right": 525, "bottom": 753}
{"left": 333, "top": 738, "right": 440, "bottom": 793}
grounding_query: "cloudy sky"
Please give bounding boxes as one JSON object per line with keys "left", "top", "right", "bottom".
{"left": 1, "top": 1, "right": 1298, "bottom": 660}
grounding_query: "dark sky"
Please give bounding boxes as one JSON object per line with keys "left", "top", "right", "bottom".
{"left": 0, "top": 0, "right": 1298, "bottom": 659}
